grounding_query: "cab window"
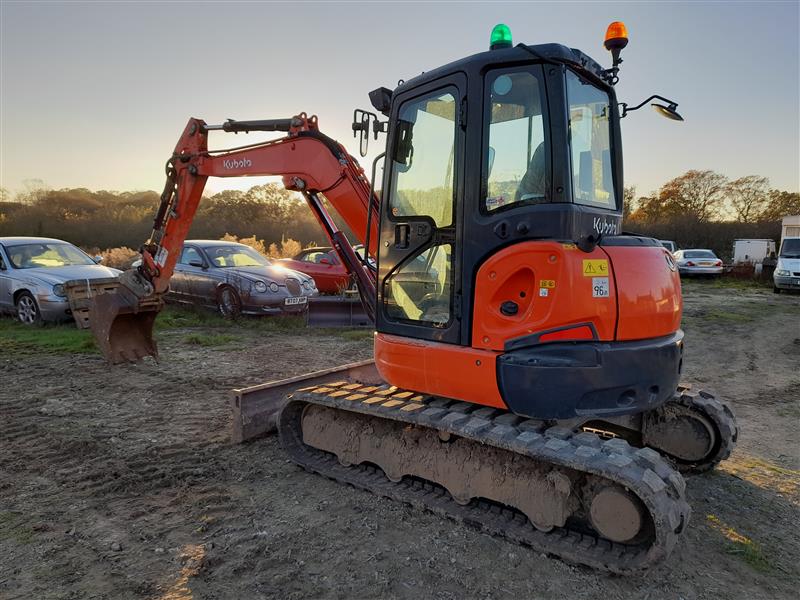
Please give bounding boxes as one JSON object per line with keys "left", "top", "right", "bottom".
{"left": 566, "top": 70, "right": 616, "bottom": 209}
{"left": 484, "top": 68, "right": 548, "bottom": 211}
{"left": 388, "top": 89, "right": 457, "bottom": 228}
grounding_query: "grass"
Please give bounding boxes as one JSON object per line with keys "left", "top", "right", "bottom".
{"left": 0, "top": 318, "right": 96, "bottom": 354}
{"left": 723, "top": 538, "right": 772, "bottom": 572}
{"left": 711, "top": 277, "right": 773, "bottom": 291}
{"left": 706, "top": 514, "right": 773, "bottom": 572}
{"left": 155, "top": 305, "right": 231, "bottom": 330}
{"left": 156, "top": 304, "right": 308, "bottom": 333}
{"left": 0, "top": 511, "right": 34, "bottom": 545}
{"left": 0, "top": 304, "right": 365, "bottom": 357}
{"left": 704, "top": 309, "right": 755, "bottom": 323}
{"left": 337, "top": 329, "right": 374, "bottom": 341}
{"left": 184, "top": 333, "right": 237, "bottom": 347}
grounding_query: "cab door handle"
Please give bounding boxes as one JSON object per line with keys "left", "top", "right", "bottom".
{"left": 395, "top": 224, "right": 410, "bottom": 249}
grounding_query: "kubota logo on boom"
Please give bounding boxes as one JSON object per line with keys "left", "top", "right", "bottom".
{"left": 223, "top": 158, "right": 252, "bottom": 169}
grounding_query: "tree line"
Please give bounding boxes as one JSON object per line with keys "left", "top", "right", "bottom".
{"left": 1, "top": 170, "right": 798, "bottom": 261}
{"left": 0, "top": 183, "right": 331, "bottom": 252}
{"left": 622, "top": 170, "right": 798, "bottom": 258}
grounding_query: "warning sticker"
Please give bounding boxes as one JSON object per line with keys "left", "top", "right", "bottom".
{"left": 540, "top": 279, "right": 556, "bottom": 289}
{"left": 582, "top": 259, "right": 609, "bottom": 277}
{"left": 561, "top": 243, "right": 578, "bottom": 250}
{"left": 154, "top": 247, "right": 169, "bottom": 268}
{"left": 592, "top": 277, "right": 610, "bottom": 298}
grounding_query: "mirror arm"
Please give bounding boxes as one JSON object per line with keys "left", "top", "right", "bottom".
{"left": 619, "top": 94, "right": 678, "bottom": 118}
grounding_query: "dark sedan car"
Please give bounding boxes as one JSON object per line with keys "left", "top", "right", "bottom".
{"left": 170, "top": 240, "right": 318, "bottom": 317}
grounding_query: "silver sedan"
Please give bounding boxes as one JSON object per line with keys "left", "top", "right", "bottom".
{"left": 0, "top": 236, "right": 121, "bottom": 324}
{"left": 169, "top": 240, "right": 318, "bottom": 317}
{"left": 673, "top": 249, "right": 724, "bottom": 277}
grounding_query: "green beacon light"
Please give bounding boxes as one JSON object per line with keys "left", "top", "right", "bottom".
{"left": 490, "top": 24, "right": 513, "bottom": 50}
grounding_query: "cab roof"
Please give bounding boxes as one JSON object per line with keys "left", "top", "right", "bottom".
{"left": 395, "top": 42, "right": 608, "bottom": 95}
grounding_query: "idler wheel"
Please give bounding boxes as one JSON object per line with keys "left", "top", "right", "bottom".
{"left": 647, "top": 408, "right": 716, "bottom": 462}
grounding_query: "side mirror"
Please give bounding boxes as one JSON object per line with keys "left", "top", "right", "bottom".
{"left": 392, "top": 119, "right": 414, "bottom": 172}
{"left": 189, "top": 259, "right": 206, "bottom": 269}
{"left": 94, "top": 255, "right": 104, "bottom": 263}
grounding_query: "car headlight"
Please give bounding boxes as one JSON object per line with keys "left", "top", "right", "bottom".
{"left": 52, "top": 284, "right": 67, "bottom": 297}
{"left": 269, "top": 282, "right": 280, "bottom": 293}
{"left": 775, "top": 269, "right": 791, "bottom": 276}
{"left": 302, "top": 279, "right": 312, "bottom": 290}
{"left": 253, "top": 280, "right": 268, "bottom": 293}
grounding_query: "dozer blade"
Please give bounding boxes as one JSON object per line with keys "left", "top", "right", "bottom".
{"left": 306, "top": 295, "right": 371, "bottom": 328}
{"left": 65, "top": 277, "right": 163, "bottom": 364}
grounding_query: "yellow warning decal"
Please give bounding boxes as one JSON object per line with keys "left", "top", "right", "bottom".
{"left": 540, "top": 279, "right": 556, "bottom": 288}
{"left": 561, "top": 243, "right": 578, "bottom": 250}
{"left": 582, "top": 259, "right": 609, "bottom": 277}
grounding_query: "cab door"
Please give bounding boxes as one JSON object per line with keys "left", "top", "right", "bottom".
{"left": 376, "top": 74, "right": 465, "bottom": 344}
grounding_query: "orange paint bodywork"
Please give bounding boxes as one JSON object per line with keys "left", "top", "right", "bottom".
{"left": 472, "top": 241, "right": 617, "bottom": 350}
{"left": 374, "top": 333, "right": 506, "bottom": 409}
{"left": 604, "top": 246, "right": 682, "bottom": 341}
{"left": 375, "top": 240, "right": 683, "bottom": 411}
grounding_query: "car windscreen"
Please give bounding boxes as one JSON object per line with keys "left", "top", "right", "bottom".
{"left": 683, "top": 250, "right": 716, "bottom": 259}
{"left": 779, "top": 238, "right": 800, "bottom": 258}
{"left": 205, "top": 245, "right": 271, "bottom": 268}
{"left": 7, "top": 242, "right": 96, "bottom": 269}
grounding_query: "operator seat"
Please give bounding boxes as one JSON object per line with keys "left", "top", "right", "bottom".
{"left": 515, "top": 142, "right": 546, "bottom": 202}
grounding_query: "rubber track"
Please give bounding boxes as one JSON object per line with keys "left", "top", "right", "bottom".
{"left": 667, "top": 388, "right": 739, "bottom": 474}
{"left": 278, "top": 389, "right": 691, "bottom": 574}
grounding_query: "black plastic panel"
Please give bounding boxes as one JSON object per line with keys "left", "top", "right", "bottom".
{"left": 496, "top": 332, "right": 684, "bottom": 419}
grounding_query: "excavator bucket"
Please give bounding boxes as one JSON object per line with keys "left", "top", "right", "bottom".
{"left": 65, "top": 278, "right": 163, "bottom": 364}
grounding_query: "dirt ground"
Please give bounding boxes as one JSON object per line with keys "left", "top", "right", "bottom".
{"left": 2, "top": 282, "right": 799, "bottom": 600}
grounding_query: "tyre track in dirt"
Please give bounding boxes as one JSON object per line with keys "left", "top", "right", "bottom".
{"left": 2, "top": 293, "right": 799, "bottom": 599}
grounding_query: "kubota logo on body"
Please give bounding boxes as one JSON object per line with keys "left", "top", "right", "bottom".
{"left": 592, "top": 217, "right": 619, "bottom": 236}
{"left": 223, "top": 158, "right": 252, "bottom": 169}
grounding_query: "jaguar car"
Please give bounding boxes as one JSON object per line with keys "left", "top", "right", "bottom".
{"left": 170, "top": 240, "right": 318, "bottom": 317}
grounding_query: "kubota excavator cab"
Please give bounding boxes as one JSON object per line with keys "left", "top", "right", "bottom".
{"left": 366, "top": 25, "right": 684, "bottom": 419}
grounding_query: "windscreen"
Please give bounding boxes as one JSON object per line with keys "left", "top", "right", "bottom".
{"left": 779, "top": 238, "right": 800, "bottom": 258}
{"left": 7, "top": 242, "right": 95, "bottom": 269}
{"left": 205, "top": 246, "right": 271, "bottom": 268}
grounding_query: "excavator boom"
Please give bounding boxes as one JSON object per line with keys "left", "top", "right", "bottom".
{"left": 69, "top": 113, "right": 379, "bottom": 363}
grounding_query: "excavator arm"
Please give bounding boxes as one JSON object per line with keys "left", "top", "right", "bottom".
{"left": 70, "top": 113, "right": 379, "bottom": 363}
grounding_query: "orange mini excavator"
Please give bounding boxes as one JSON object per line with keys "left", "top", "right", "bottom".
{"left": 70, "top": 23, "right": 737, "bottom": 572}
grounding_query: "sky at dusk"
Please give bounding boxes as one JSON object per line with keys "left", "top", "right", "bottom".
{"left": 1, "top": 1, "right": 798, "bottom": 198}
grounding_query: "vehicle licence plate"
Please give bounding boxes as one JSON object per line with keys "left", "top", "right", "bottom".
{"left": 699, "top": 261, "right": 713, "bottom": 266}
{"left": 285, "top": 296, "right": 308, "bottom": 306}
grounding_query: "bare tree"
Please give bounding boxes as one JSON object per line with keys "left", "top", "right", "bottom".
{"left": 760, "top": 190, "right": 800, "bottom": 222}
{"left": 726, "top": 175, "right": 770, "bottom": 223}
{"left": 658, "top": 170, "right": 728, "bottom": 222}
